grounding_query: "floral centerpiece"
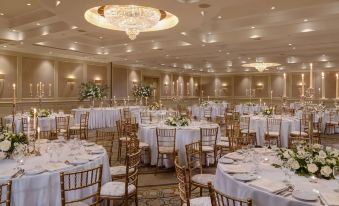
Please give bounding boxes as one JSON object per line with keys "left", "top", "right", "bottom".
{"left": 276, "top": 144, "right": 339, "bottom": 179}
{"left": 132, "top": 84, "right": 152, "bottom": 98}
{"left": 0, "top": 131, "right": 28, "bottom": 158}
{"left": 79, "top": 82, "right": 107, "bottom": 101}
{"left": 165, "top": 115, "right": 190, "bottom": 127}
{"left": 200, "top": 101, "right": 209, "bottom": 107}
{"left": 30, "top": 108, "right": 51, "bottom": 117}
{"left": 262, "top": 107, "right": 273, "bottom": 117}
{"left": 149, "top": 102, "right": 160, "bottom": 110}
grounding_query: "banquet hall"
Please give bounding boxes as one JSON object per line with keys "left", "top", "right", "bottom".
{"left": 0, "top": 0, "right": 339, "bottom": 206}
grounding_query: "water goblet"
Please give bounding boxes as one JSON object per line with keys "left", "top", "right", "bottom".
{"left": 333, "top": 166, "right": 339, "bottom": 192}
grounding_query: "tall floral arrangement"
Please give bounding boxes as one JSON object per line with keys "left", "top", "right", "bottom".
{"left": 0, "top": 131, "right": 28, "bottom": 158}
{"left": 132, "top": 84, "right": 152, "bottom": 98}
{"left": 30, "top": 108, "right": 51, "bottom": 117}
{"left": 79, "top": 82, "right": 107, "bottom": 101}
{"left": 165, "top": 115, "right": 190, "bottom": 127}
{"left": 276, "top": 144, "right": 339, "bottom": 179}
{"left": 262, "top": 107, "right": 273, "bottom": 117}
{"left": 149, "top": 102, "right": 160, "bottom": 110}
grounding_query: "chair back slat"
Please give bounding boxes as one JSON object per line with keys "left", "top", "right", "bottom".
{"left": 156, "top": 128, "right": 176, "bottom": 150}
{"left": 200, "top": 127, "right": 218, "bottom": 147}
{"left": 174, "top": 157, "right": 190, "bottom": 206}
{"left": 0, "top": 180, "right": 11, "bottom": 206}
{"left": 96, "top": 130, "right": 114, "bottom": 163}
{"left": 208, "top": 182, "right": 252, "bottom": 206}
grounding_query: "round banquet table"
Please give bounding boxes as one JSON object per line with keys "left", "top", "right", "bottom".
{"left": 214, "top": 150, "right": 338, "bottom": 206}
{"left": 248, "top": 115, "right": 300, "bottom": 148}
{"left": 295, "top": 110, "right": 339, "bottom": 134}
{"left": 138, "top": 121, "right": 221, "bottom": 166}
{"left": 72, "top": 106, "right": 146, "bottom": 129}
{"left": 0, "top": 140, "right": 110, "bottom": 206}
{"left": 236, "top": 104, "right": 268, "bottom": 115}
{"left": 190, "top": 102, "right": 228, "bottom": 119}
{"left": 131, "top": 109, "right": 167, "bottom": 124}
{"left": 4, "top": 114, "right": 73, "bottom": 133}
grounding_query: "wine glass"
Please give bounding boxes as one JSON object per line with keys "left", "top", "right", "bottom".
{"left": 333, "top": 166, "right": 339, "bottom": 192}
{"left": 12, "top": 149, "right": 25, "bottom": 170}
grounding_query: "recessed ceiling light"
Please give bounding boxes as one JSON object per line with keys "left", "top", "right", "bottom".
{"left": 126, "top": 49, "right": 132, "bottom": 53}
{"left": 292, "top": 47, "right": 296, "bottom": 50}
{"left": 99, "top": 36, "right": 103, "bottom": 39}
{"left": 251, "top": 26, "right": 255, "bottom": 29}
{"left": 161, "top": 63, "right": 165, "bottom": 66}
{"left": 304, "top": 18, "right": 308, "bottom": 22}
{"left": 200, "top": 11, "right": 205, "bottom": 16}
{"left": 11, "top": 29, "right": 16, "bottom": 32}
{"left": 0, "top": 13, "right": 4, "bottom": 16}
{"left": 69, "top": 47, "right": 75, "bottom": 50}
{"left": 74, "top": 41, "right": 78, "bottom": 44}
{"left": 301, "top": 28, "right": 315, "bottom": 33}
{"left": 217, "top": 16, "right": 222, "bottom": 19}
{"left": 201, "top": 44, "right": 205, "bottom": 47}
{"left": 226, "top": 52, "right": 230, "bottom": 55}
{"left": 271, "top": 6, "right": 276, "bottom": 10}
{"left": 36, "top": 23, "right": 41, "bottom": 26}
{"left": 180, "top": 31, "right": 187, "bottom": 36}
{"left": 26, "top": 3, "right": 32, "bottom": 6}
{"left": 3, "top": 45, "right": 7, "bottom": 48}
{"left": 250, "top": 35, "right": 261, "bottom": 39}
{"left": 56, "top": 1, "right": 61, "bottom": 6}
{"left": 71, "top": 26, "right": 78, "bottom": 29}
{"left": 288, "top": 43, "right": 292, "bottom": 46}
{"left": 218, "top": 50, "right": 222, "bottom": 53}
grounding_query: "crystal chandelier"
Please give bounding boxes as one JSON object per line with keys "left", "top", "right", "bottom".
{"left": 242, "top": 62, "right": 281, "bottom": 72}
{"left": 100, "top": 5, "right": 162, "bottom": 40}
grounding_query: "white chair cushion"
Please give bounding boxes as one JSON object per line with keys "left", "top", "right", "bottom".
{"left": 67, "top": 202, "right": 89, "bottom": 206}
{"left": 139, "top": 142, "right": 149, "bottom": 148}
{"left": 220, "top": 136, "right": 229, "bottom": 141}
{"left": 159, "top": 146, "right": 175, "bottom": 153}
{"left": 241, "top": 129, "right": 255, "bottom": 134}
{"left": 182, "top": 197, "right": 211, "bottom": 206}
{"left": 217, "top": 141, "right": 229, "bottom": 147}
{"left": 201, "top": 146, "right": 214, "bottom": 152}
{"left": 69, "top": 126, "right": 80, "bottom": 130}
{"left": 191, "top": 174, "right": 215, "bottom": 186}
{"left": 290, "top": 131, "right": 308, "bottom": 137}
{"left": 100, "top": 182, "right": 136, "bottom": 197}
{"left": 110, "top": 166, "right": 126, "bottom": 176}
{"left": 119, "top": 137, "right": 130, "bottom": 141}
{"left": 266, "top": 131, "right": 279, "bottom": 136}
{"left": 327, "top": 121, "right": 339, "bottom": 125}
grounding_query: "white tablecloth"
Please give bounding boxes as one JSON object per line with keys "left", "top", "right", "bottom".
{"left": 138, "top": 121, "right": 221, "bottom": 166}
{"left": 214, "top": 152, "right": 337, "bottom": 206}
{"left": 72, "top": 106, "right": 145, "bottom": 129}
{"left": 0, "top": 141, "right": 110, "bottom": 206}
{"left": 191, "top": 102, "right": 228, "bottom": 119}
{"left": 248, "top": 115, "right": 300, "bottom": 147}
{"left": 236, "top": 105, "right": 268, "bottom": 115}
{"left": 4, "top": 114, "right": 73, "bottom": 133}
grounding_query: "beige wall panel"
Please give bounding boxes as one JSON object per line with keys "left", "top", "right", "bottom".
{"left": 292, "top": 73, "right": 309, "bottom": 98}
{"left": 201, "top": 76, "right": 214, "bottom": 96}
{"left": 252, "top": 76, "right": 269, "bottom": 98}
{"left": 87, "top": 64, "right": 107, "bottom": 85}
{"left": 271, "top": 75, "right": 284, "bottom": 97}
{"left": 22, "top": 57, "right": 54, "bottom": 98}
{"left": 234, "top": 76, "right": 251, "bottom": 97}
{"left": 0, "top": 54, "right": 17, "bottom": 99}
{"left": 217, "top": 76, "right": 232, "bottom": 97}
{"left": 127, "top": 69, "right": 141, "bottom": 97}
{"left": 112, "top": 67, "right": 127, "bottom": 98}
{"left": 58, "top": 61, "right": 83, "bottom": 98}
{"left": 160, "top": 73, "right": 171, "bottom": 97}
{"left": 324, "top": 71, "right": 335, "bottom": 99}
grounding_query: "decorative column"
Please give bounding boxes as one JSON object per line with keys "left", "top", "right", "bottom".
{"left": 310, "top": 63, "right": 313, "bottom": 89}
{"left": 301, "top": 74, "right": 305, "bottom": 97}
{"left": 283, "top": 73, "right": 287, "bottom": 97}
{"left": 336, "top": 73, "right": 339, "bottom": 99}
{"left": 321, "top": 72, "right": 325, "bottom": 99}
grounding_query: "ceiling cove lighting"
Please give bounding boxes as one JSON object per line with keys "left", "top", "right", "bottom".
{"left": 242, "top": 62, "right": 281, "bottom": 72}
{"left": 85, "top": 5, "right": 179, "bottom": 40}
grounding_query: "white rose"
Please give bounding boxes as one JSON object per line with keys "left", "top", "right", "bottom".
{"left": 289, "top": 159, "right": 300, "bottom": 170}
{"left": 320, "top": 166, "right": 332, "bottom": 177}
{"left": 307, "top": 163, "right": 318, "bottom": 173}
{"left": 0, "top": 140, "right": 11, "bottom": 152}
{"left": 331, "top": 150, "right": 339, "bottom": 158}
{"left": 283, "top": 151, "right": 290, "bottom": 159}
{"left": 313, "top": 144, "right": 322, "bottom": 150}
{"left": 318, "top": 150, "right": 327, "bottom": 159}
{"left": 326, "top": 146, "right": 332, "bottom": 152}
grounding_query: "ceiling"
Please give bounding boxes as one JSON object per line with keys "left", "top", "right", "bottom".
{"left": 1, "top": 0, "right": 339, "bottom": 75}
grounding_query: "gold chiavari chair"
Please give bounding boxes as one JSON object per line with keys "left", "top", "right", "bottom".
{"left": 208, "top": 182, "right": 252, "bottom": 206}
{"left": 0, "top": 180, "right": 12, "bottom": 206}
{"left": 69, "top": 112, "right": 89, "bottom": 140}
{"left": 140, "top": 111, "right": 151, "bottom": 124}
{"left": 242, "top": 106, "right": 250, "bottom": 115}
{"left": 117, "top": 121, "right": 139, "bottom": 163}
{"left": 100, "top": 149, "right": 141, "bottom": 206}
{"left": 200, "top": 127, "right": 218, "bottom": 166}
{"left": 39, "top": 130, "right": 52, "bottom": 140}
{"left": 225, "top": 105, "right": 235, "bottom": 116}
{"left": 233, "top": 112, "right": 240, "bottom": 122}
{"left": 239, "top": 116, "right": 256, "bottom": 145}
{"left": 0, "top": 117, "right": 4, "bottom": 132}
{"left": 95, "top": 130, "right": 114, "bottom": 164}
{"left": 120, "top": 108, "right": 132, "bottom": 122}
{"left": 60, "top": 165, "right": 103, "bottom": 206}
{"left": 174, "top": 157, "right": 212, "bottom": 206}
{"left": 312, "top": 117, "right": 322, "bottom": 144}
{"left": 265, "top": 118, "right": 282, "bottom": 147}
{"left": 52, "top": 116, "right": 69, "bottom": 139}
{"left": 203, "top": 107, "right": 213, "bottom": 122}
{"left": 156, "top": 128, "right": 177, "bottom": 174}
{"left": 21, "top": 116, "right": 35, "bottom": 137}
{"left": 325, "top": 111, "right": 338, "bottom": 134}
{"left": 228, "top": 121, "right": 249, "bottom": 152}
{"left": 186, "top": 141, "right": 215, "bottom": 197}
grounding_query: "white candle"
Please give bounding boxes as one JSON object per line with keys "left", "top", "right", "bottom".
{"left": 37, "top": 127, "right": 40, "bottom": 140}
{"left": 321, "top": 72, "right": 325, "bottom": 99}
{"left": 12, "top": 84, "right": 16, "bottom": 104}
{"left": 208, "top": 95, "right": 210, "bottom": 101}
{"left": 336, "top": 73, "right": 338, "bottom": 99}
{"left": 42, "top": 83, "right": 45, "bottom": 95}
{"left": 127, "top": 95, "right": 130, "bottom": 102}
{"left": 29, "top": 83, "right": 33, "bottom": 96}
{"left": 36, "top": 83, "right": 39, "bottom": 95}
{"left": 48, "top": 83, "right": 52, "bottom": 97}
{"left": 310, "top": 63, "right": 313, "bottom": 89}
{"left": 27, "top": 116, "right": 30, "bottom": 137}
{"left": 33, "top": 108, "right": 36, "bottom": 130}
{"left": 301, "top": 74, "right": 305, "bottom": 96}
{"left": 260, "top": 98, "right": 262, "bottom": 106}
{"left": 283, "top": 73, "right": 287, "bottom": 97}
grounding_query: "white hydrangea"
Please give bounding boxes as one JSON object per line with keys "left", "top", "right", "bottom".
{"left": 326, "top": 158, "right": 337, "bottom": 165}
{"left": 307, "top": 163, "right": 318, "bottom": 173}
{"left": 0, "top": 140, "right": 11, "bottom": 152}
{"left": 320, "top": 166, "right": 332, "bottom": 177}
{"left": 318, "top": 150, "right": 327, "bottom": 159}
{"left": 288, "top": 159, "right": 300, "bottom": 170}
{"left": 283, "top": 150, "right": 290, "bottom": 159}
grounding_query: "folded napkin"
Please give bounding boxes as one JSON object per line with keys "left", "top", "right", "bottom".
{"left": 219, "top": 164, "right": 249, "bottom": 174}
{"left": 320, "top": 192, "right": 339, "bottom": 206}
{"left": 43, "top": 162, "right": 71, "bottom": 172}
{"left": 224, "top": 153, "right": 244, "bottom": 161}
{"left": 249, "top": 179, "right": 288, "bottom": 194}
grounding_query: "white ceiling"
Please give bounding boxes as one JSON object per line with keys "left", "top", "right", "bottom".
{"left": 1, "top": 0, "right": 339, "bottom": 74}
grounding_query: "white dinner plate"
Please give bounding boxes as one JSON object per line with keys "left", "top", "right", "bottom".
{"left": 83, "top": 142, "right": 95, "bottom": 147}
{"left": 219, "top": 158, "right": 234, "bottom": 164}
{"left": 233, "top": 174, "right": 257, "bottom": 182}
{"left": 68, "top": 158, "right": 89, "bottom": 165}
{"left": 25, "top": 168, "right": 46, "bottom": 176}
{"left": 292, "top": 190, "right": 318, "bottom": 201}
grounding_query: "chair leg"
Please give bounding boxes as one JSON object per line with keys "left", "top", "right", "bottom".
{"left": 134, "top": 194, "right": 138, "bottom": 206}
{"left": 117, "top": 140, "right": 121, "bottom": 161}
{"left": 155, "top": 153, "right": 159, "bottom": 175}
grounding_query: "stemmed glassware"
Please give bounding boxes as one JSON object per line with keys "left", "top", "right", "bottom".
{"left": 333, "top": 166, "right": 339, "bottom": 192}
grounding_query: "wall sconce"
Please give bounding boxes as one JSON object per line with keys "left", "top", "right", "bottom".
{"left": 221, "top": 83, "right": 228, "bottom": 87}
{"left": 164, "top": 82, "right": 168, "bottom": 86}
{"left": 94, "top": 79, "right": 103, "bottom": 85}
{"left": 256, "top": 82, "right": 264, "bottom": 90}
{"left": 132, "top": 80, "right": 138, "bottom": 86}
{"left": 66, "top": 77, "right": 76, "bottom": 89}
